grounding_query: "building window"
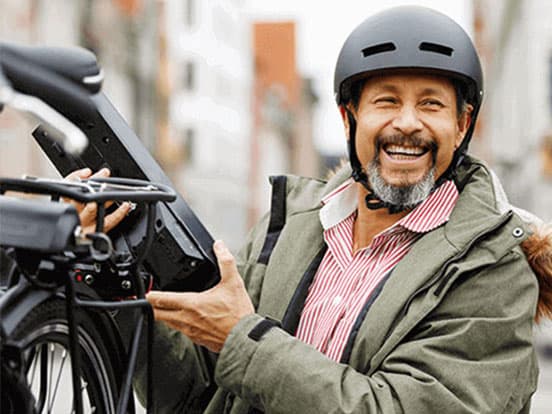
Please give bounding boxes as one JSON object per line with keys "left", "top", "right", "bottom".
{"left": 183, "top": 61, "right": 196, "bottom": 91}
{"left": 183, "top": 127, "right": 195, "bottom": 164}
{"left": 184, "top": 0, "right": 195, "bottom": 28}
{"left": 540, "top": 130, "right": 552, "bottom": 179}
{"left": 549, "top": 54, "right": 552, "bottom": 115}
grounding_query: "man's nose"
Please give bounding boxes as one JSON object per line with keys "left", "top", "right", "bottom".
{"left": 391, "top": 106, "right": 423, "bottom": 136}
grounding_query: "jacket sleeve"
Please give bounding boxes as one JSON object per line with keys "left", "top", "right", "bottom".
{"left": 131, "top": 214, "right": 271, "bottom": 412}
{"left": 214, "top": 250, "right": 539, "bottom": 414}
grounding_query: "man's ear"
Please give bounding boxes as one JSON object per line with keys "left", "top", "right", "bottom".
{"left": 339, "top": 105, "right": 351, "bottom": 141}
{"left": 455, "top": 104, "right": 474, "bottom": 148}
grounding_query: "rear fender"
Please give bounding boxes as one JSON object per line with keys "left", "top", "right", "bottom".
{"left": 0, "top": 279, "right": 57, "bottom": 339}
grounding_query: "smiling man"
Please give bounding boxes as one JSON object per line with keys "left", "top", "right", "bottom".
{"left": 352, "top": 73, "right": 470, "bottom": 207}
{"left": 129, "top": 6, "right": 552, "bottom": 414}
{"left": 339, "top": 72, "right": 473, "bottom": 251}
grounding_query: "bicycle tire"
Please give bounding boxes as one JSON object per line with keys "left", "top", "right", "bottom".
{"left": 5, "top": 298, "right": 126, "bottom": 413}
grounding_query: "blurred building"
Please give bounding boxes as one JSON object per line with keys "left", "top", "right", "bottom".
{"left": 0, "top": 0, "right": 322, "bottom": 250}
{"left": 250, "top": 21, "right": 321, "bottom": 224}
{"left": 473, "top": 0, "right": 552, "bottom": 220}
{"left": 163, "top": 0, "right": 253, "bottom": 250}
{"left": 0, "top": 0, "right": 160, "bottom": 178}
{"left": 473, "top": 2, "right": 552, "bottom": 411}
{"left": 0, "top": 0, "right": 79, "bottom": 179}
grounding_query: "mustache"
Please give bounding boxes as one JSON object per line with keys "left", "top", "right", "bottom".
{"left": 374, "top": 134, "right": 439, "bottom": 153}
{"left": 374, "top": 133, "right": 439, "bottom": 166}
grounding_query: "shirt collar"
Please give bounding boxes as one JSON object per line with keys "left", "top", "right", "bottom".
{"left": 319, "top": 178, "right": 459, "bottom": 234}
{"left": 319, "top": 178, "right": 357, "bottom": 230}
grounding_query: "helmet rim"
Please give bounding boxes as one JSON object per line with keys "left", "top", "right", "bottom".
{"left": 334, "top": 5, "right": 483, "bottom": 111}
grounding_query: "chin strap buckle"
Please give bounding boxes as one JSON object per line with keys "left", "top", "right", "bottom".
{"left": 364, "top": 192, "right": 405, "bottom": 214}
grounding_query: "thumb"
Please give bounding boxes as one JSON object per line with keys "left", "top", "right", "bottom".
{"left": 213, "top": 240, "right": 239, "bottom": 283}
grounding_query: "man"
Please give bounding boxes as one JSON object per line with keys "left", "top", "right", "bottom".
{"left": 78, "top": 6, "right": 549, "bottom": 413}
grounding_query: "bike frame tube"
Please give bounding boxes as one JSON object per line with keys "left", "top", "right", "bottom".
{"left": 0, "top": 273, "right": 148, "bottom": 414}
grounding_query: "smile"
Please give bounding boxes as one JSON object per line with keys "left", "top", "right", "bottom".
{"left": 383, "top": 144, "right": 430, "bottom": 160}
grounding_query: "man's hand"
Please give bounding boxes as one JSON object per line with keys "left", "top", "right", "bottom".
{"left": 147, "top": 240, "right": 255, "bottom": 353}
{"left": 65, "top": 167, "right": 132, "bottom": 234}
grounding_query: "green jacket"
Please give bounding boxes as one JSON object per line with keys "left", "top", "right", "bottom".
{"left": 135, "top": 157, "right": 539, "bottom": 413}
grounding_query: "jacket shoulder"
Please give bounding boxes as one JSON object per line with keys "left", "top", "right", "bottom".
{"left": 271, "top": 164, "right": 352, "bottom": 216}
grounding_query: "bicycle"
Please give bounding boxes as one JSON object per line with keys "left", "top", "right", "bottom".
{"left": 0, "top": 42, "right": 218, "bottom": 413}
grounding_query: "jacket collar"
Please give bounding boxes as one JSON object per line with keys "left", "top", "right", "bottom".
{"left": 319, "top": 177, "right": 458, "bottom": 234}
{"left": 347, "top": 157, "right": 530, "bottom": 371}
{"left": 318, "top": 157, "right": 524, "bottom": 255}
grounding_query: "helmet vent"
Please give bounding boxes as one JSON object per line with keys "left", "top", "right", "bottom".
{"left": 362, "top": 42, "right": 396, "bottom": 57}
{"left": 419, "top": 42, "right": 453, "bottom": 56}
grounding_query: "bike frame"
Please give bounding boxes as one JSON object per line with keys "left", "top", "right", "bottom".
{"left": 0, "top": 42, "right": 218, "bottom": 414}
{"left": 0, "top": 176, "right": 176, "bottom": 413}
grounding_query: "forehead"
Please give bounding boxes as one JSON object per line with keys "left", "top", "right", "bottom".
{"left": 362, "top": 72, "right": 456, "bottom": 97}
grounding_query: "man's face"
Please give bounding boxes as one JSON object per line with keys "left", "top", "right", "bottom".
{"left": 344, "top": 72, "right": 472, "bottom": 208}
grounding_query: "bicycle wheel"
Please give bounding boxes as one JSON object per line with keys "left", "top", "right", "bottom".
{"left": 5, "top": 298, "right": 124, "bottom": 413}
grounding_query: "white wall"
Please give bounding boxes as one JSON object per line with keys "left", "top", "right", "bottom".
{"left": 479, "top": 0, "right": 552, "bottom": 219}
{"left": 166, "top": 0, "right": 253, "bottom": 250}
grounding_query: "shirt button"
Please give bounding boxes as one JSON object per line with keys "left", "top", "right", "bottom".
{"left": 332, "top": 296, "right": 342, "bottom": 306}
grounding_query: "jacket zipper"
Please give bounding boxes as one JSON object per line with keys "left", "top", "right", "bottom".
{"left": 381, "top": 210, "right": 514, "bottom": 344}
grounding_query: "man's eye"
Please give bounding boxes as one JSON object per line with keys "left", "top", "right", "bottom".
{"left": 375, "top": 97, "right": 397, "bottom": 104}
{"left": 422, "top": 99, "right": 444, "bottom": 108}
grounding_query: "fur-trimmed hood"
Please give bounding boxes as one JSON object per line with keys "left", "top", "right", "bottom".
{"left": 488, "top": 169, "right": 552, "bottom": 323}
{"left": 521, "top": 224, "right": 552, "bottom": 322}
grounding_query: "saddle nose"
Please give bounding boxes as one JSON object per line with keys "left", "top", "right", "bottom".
{"left": 0, "top": 42, "right": 102, "bottom": 93}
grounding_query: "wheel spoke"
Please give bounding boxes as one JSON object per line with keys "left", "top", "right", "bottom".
{"left": 47, "top": 347, "right": 68, "bottom": 412}
{"left": 28, "top": 346, "right": 40, "bottom": 388}
{"left": 47, "top": 343, "right": 56, "bottom": 412}
{"left": 12, "top": 300, "right": 118, "bottom": 414}
{"left": 36, "top": 344, "right": 49, "bottom": 412}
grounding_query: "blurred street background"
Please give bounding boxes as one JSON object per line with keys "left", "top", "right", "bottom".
{"left": 1, "top": 0, "right": 552, "bottom": 411}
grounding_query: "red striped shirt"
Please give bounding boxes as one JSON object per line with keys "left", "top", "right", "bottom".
{"left": 295, "top": 179, "right": 459, "bottom": 361}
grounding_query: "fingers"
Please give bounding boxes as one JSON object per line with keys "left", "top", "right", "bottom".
{"left": 155, "top": 312, "right": 222, "bottom": 352}
{"left": 103, "top": 202, "right": 132, "bottom": 232}
{"left": 65, "top": 167, "right": 92, "bottom": 181}
{"left": 63, "top": 168, "right": 93, "bottom": 211}
{"left": 147, "top": 290, "right": 194, "bottom": 310}
{"left": 151, "top": 307, "right": 179, "bottom": 323}
{"left": 79, "top": 202, "right": 99, "bottom": 226}
{"left": 72, "top": 168, "right": 117, "bottom": 230}
{"left": 213, "top": 240, "right": 239, "bottom": 283}
{"left": 91, "top": 167, "right": 111, "bottom": 179}
{"left": 64, "top": 168, "right": 111, "bottom": 214}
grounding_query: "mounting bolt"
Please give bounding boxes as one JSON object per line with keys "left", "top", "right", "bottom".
{"left": 84, "top": 274, "right": 95, "bottom": 285}
{"left": 190, "top": 260, "right": 197, "bottom": 268}
{"left": 121, "top": 280, "right": 132, "bottom": 290}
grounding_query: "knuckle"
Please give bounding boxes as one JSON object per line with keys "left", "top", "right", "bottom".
{"left": 186, "top": 295, "right": 199, "bottom": 309}
{"left": 219, "top": 255, "right": 234, "bottom": 266}
{"left": 85, "top": 203, "right": 98, "bottom": 214}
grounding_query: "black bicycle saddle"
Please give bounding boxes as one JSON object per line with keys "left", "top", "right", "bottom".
{"left": 0, "top": 42, "right": 101, "bottom": 93}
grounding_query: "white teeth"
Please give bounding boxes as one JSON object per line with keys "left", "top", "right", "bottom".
{"left": 385, "top": 145, "right": 425, "bottom": 155}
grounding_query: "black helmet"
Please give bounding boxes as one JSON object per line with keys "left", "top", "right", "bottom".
{"left": 334, "top": 6, "right": 484, "bottom": 213}
{"left": 334, "top": 6, "right": 483, "bottom": 111}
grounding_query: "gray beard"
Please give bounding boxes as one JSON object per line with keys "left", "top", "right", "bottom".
{"left": 366, "top": 159, "right": 436, "bottom": 211}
